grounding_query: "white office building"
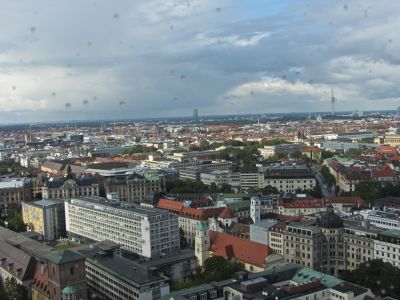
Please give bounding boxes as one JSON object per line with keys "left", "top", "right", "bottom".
{"left": 65, "top": 196, "right": 180, "bottom": 258}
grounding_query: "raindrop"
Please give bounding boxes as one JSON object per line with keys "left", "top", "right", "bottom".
{"left": 295, "top": 71, "right": 300, "bottom": 76}
{"left": 180, "top": 75, "right": 186, "bottom": 80}
{"left": 30, "top": 26, "right": 36, "bottom": 33}
{"left": 119, "top": 101, "right": 125, "bottom": 106}
{"left": 93, "top": 96, "right": 97, "bottom": 101}
{"left": 87, "top": 41, "right": 92, "bottom": 47}
{"left": 169, "top": 25, "right": 174, "bottom": 30}
{"left": 52, "top": 92, "right": 56, "bottom": 97}
{"left": 83, "top": 99, "right": 89, "bottom": 105}
{"left": 172, "top": 97, "right": 178, "bottom": 102}
{"left": 113, "top": 13, "right": 119, "bottom": 19}
{"left": 250, "top": 91, "right": 254, "bottom": 95}
{"left": 376, "top": 280, "right": 381, "bottom": 285}
{"left": 67, "top": 64, "right": 72, "bottom": 68}
{"left": 381, "top": 289, "right": 386, "bottom": 295}
{"left": 12, "top": 85, "right": 16, "bottom": 90}
{"left": 170, "top": 70, "right": 175, "bottom": 74}
{"left": 390, "top": 285, "right": 395, "bottom": 290}
{"left": 215, "top": 7, "right": 222, "bottom": 12}
{"left": 282, "top": 75, "right": 287, "bottom": 80}
{"left": 76, "top": 52, "right": 80, "bottom": 57}
{"left": 308, "top": 79, "right": 314, "bottom": 84}
{"left": 388, "top": 39, "right": 393, "bottom": 43}
{"left": 65, "top": 102, "right": 72, "bottom": 108}
{"left": 343, "top": 4, "right": 348, "bottom": 10}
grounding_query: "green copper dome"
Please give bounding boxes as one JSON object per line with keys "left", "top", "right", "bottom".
{"left": 195, "top": 222, "right": 208, "bottom": 231}
{"left": 62, "top": 285, "right": 76, "bottom": 295}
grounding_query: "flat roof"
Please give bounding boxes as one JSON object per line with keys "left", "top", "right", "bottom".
{"left": 24, "top": 199, "right": 64, "bottom": 208}
{"left": 0, "top": 179, "right": 26, "bottom": 189}
{"left": 70, "top": 196, "right": 170, "bottom": 217}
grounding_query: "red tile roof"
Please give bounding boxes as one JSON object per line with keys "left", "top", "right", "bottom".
{"left": 32, "top": 264, "right": 49, "bottom": 296}
{"left": 156, "top": 198, "right": 184, "bottom": 213}
{"left": 209, "top": 231, "right": 271, "bottom": 268}
{"left": 326, "top": 196, "right": 367, "bottom": 208}
{"left": 218, "top": 207, "right": 234, "bottom": 219}
{"left": 278, "top": 199, "right": 324, "bottom": 209}
{"left": 180, "top": 207, "right": 224, "bottom": 220}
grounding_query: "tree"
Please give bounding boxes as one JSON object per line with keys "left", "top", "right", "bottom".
{"left": 199, "top": 256, "right": 244, "bottom": 282}
{"left": 320, "top": 166, "right": 336, "bottom": 186}
{"left": 260, "top": 185, "right": 279, "bottom": 195}
{"left": 320, "top": 150, "right": 335, "bottom": 161}
{"left": 353, "top": 181, "right": 383, "bottom": 206}
{"left": 341, "top": 259, "right": 400, "bottom": 299}
{"left": 4, "top": 277, "right": 29, "bottom": 300}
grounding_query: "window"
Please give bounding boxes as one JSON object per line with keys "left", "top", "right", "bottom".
{"left": 70, "top": 266, "right": 74, "bottom": 275}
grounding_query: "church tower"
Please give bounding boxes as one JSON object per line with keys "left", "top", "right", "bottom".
{"left": 250, "top": 197, "right": 261, "bottom": 223}
{"left": 195, "top": 222, "right": 210, "bottom": 266}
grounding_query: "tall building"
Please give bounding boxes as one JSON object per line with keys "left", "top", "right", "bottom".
{"left": 193, "top": 108, "right": 199, "bottom": 123}
{"left": 48, "top": 250, "right": 87, "bottom": 300}
{"left": 65, "top": 196, "right": 180, "bottom": 258}
{"left": 22, "top": 199, "right": 66, "bottom": 241}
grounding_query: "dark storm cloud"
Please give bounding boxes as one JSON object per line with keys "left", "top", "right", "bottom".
{"left": 0, "top": 0, "right": 399, "bottom": 123}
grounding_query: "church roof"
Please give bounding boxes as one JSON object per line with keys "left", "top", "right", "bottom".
{"left": 209, "top": 231, "right": 271, "bottom": 268}
{"left": 218, "top": 207, "right": 234, "bottom": 219}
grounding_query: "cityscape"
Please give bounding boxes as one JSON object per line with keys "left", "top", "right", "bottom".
{"left": 1, "top": 1, "right": 400, "bottom": 300}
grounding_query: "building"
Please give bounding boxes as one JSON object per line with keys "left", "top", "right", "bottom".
{"left": 264, "top": 165, "right": 316, "bottom": 194}
{"left": 374, "top": 229, "right": 400, "bottom": 268}
{"left": 258, "top": 144, "right": 305, "bottom": 158}
{"left": 76, "top": 242, "right": 170, "bottom": 300}
{"left": 179, "top": 160, "right": 232, "bottom": 181}
{"left": 359, "top": 209, "right": 400, "bottom": 230}
{"left": 65, "top": 196, "right": 180, "bottom": 258}
{"left": 193, "top": 108, "right": 199, "bottom": 123}
{"left": 42, "top": 176, "right": 99, "bottom": 200}
{"left": 22, "top": 199, "right": 66, "bottom": 241}
{"left": 0, "top": 239, "right": 36, "bottom": 291}
{"left": 195, "top": 224, "right": 273, "bottom": 272}
{"left": 200, "top": 170, "right": 241, "bottom": 188}
{"left": 103, "top": 173, "right": 165, "bottom": 203}
{"left": 47, "top": 250, "right": 87, "bottom": 300}
{"left": 0, "top": 178, "right": 32, "bottom": 214}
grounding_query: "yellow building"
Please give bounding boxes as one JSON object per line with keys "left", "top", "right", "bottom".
{"left": 22, "top": 200, "right": 65, "bottom": 241}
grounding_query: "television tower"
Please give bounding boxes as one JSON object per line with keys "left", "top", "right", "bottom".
{"left": 331, "top": 89, "right": 335, "bottom": 116}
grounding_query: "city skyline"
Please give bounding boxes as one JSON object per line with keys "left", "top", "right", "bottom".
{"left": 1, "top": 0, "right": 400, "bottom": 123}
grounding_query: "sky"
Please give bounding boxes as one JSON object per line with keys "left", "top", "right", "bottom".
{"left": 0, "top": 0, "right": 399, "bottom": 123}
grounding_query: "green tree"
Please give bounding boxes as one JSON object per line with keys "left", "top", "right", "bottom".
{"left": 341, "top": 259, "right": 400, "bottom": 299}
{"left": 260, "top": 185, "right": 279, "bottom": 195}
{"left": 353, "top": 181, "right": 383, "bottom": 205}
{"left": 320, "top": 150, "right": 335, "bottom": 161}
{"left": 262, "top": 139, "right": 288, "bottom": 146}
{"left": 321, "top": 166, "right": 336, "bottom": 186}
{"left": 4, "top": 277, "right": 29, "bottom": 300}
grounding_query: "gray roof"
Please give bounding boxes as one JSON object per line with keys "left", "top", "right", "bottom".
{"left": 48, "top": 250, "right": 85, "bottom": 265}
{"left": 69, "top": 196, "right": 170, "bottom": 217}
{"left": 24, "top": 199, "right": 64, "bottom": 208}
{"left": 0, "top": 240, "right": 36, "bottom": 281}
{"left": 139, "top": 249, "right": 196, "bottom": 268}
{"left": 0, "top": 227, "right": 58, "bottom": 262}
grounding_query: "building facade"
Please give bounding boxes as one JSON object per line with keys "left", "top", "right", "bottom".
{"left": 65, "top": 196, "right": 180, "bottom": 258}
{"left": 22, "top": 200, "right": 66, "bottom": 241}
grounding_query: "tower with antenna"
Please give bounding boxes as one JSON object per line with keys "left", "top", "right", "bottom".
{"left": 331, "top": 89, "right": 335, "bottom": 116}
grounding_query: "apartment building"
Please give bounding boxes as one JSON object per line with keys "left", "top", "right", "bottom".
{"left": 42, "top": 176, "right": 99, "bottom": 200}
{"left": 0, "top": 178, "right": 32, "bottom": 213}
{"left": 264, "top": 165, "right": 316, "bottom": 193}
{"left": 258, "top": 143, "right": 305, "bottom": 158}
{"left": 374, "top": 229, "right": 400, "bottom": 268}
{"left": 104, "top": 173, "right": 165, "bottom": 203}
{"left": 65, "top": 196, "right": 180, "bottom": 258}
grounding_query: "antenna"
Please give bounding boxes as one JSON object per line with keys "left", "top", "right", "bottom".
{"left": 331, "top": 89, "right": 335, "bottom": 116}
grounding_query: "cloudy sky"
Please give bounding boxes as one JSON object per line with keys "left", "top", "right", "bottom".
{"left": 0, "top": 0, "right": 399, "bottom": 123}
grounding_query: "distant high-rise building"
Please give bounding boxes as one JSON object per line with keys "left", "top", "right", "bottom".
{"left": 193, "top": 108, "right": 199, "bottom": 123}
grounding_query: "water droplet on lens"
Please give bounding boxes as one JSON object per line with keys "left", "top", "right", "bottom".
{"left": 343, "top": 4, "right": 348, "bottom": 10}
{"left": 119, "top": 101, "right": 125, "bottom": 106}
{"left": 52, "top": 92, "right": 56, "bottom": 96}
{"left": 83, "top": 99, "right": 89, "bottom": 105}
{"left": 180, "top": 75, "right": 186, "bottom": 80}
{"left": 12, "top": 85, "right": 16, "bottom": 90}
{"left": 113, "top": 13, "right": 119, "bottom": 19}
{"left": 65, "top": 102, "right": 72, "bottom": 108}
{"left": 30, "top": 26, "right": 36, "bottom": 33}
{"left": 216, "top": 7, "right": 221, "bottom": 12}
